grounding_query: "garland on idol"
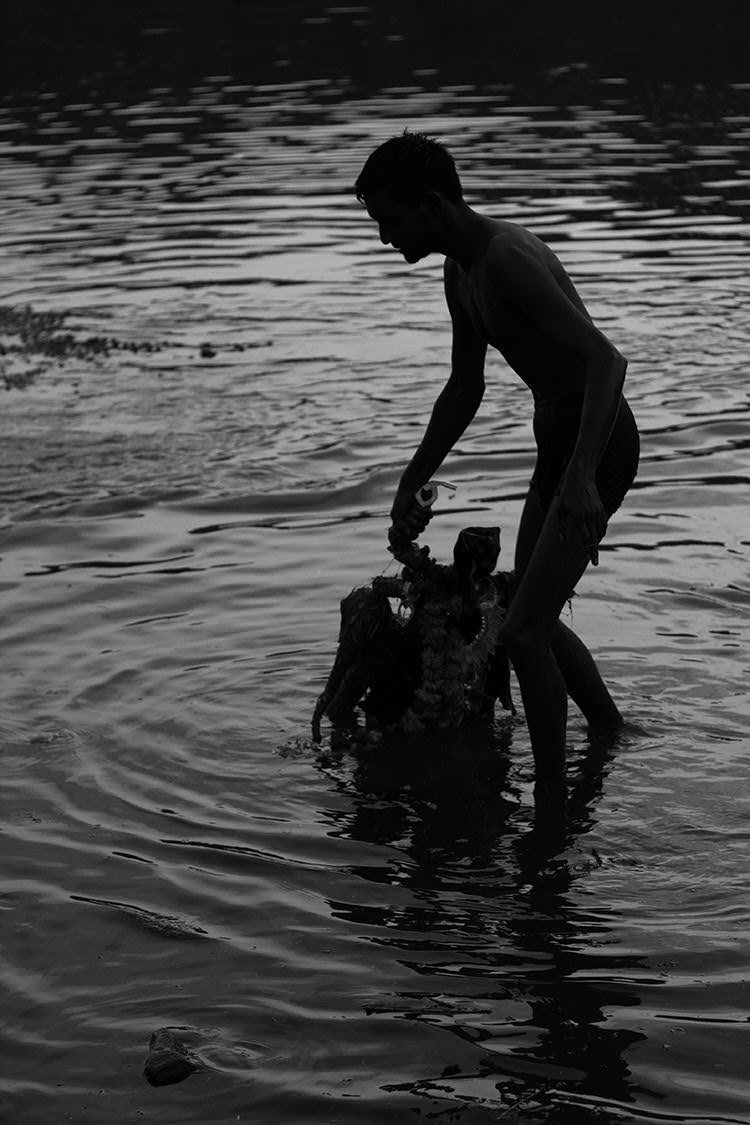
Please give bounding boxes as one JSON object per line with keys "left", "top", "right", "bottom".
{"left": 312, "top": 504, "right": 514, "bottom": 743}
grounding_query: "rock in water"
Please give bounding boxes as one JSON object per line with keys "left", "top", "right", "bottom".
{"left": 143, "top": 1028, "right": 197, "bottom": 1086}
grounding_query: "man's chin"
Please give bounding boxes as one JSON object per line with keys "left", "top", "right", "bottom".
{"left": 401, "top": 247, "right": 427, "bottom": 263}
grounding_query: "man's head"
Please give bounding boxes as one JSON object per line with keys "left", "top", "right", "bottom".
{"left": 355, "top": 131, "right": 463, "bottom": 206}
{"left": 355, "top": 131, "right": 463, "bottom": 263}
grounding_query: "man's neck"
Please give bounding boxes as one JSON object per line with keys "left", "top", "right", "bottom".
{"left": 438, "top": 202, "right": 493, "bottom": 271}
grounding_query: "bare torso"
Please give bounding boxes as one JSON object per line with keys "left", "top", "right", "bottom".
{"left": 452, "top": 219, "right": 592, "bottom": 401}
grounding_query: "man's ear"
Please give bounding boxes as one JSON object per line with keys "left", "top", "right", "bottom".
{"left": 423, "top": 191, "right": 444, "bottom": 216}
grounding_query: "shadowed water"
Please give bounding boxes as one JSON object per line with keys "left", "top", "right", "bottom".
{"left": 2, "top": 4, "right": 750, "bottom": 1123}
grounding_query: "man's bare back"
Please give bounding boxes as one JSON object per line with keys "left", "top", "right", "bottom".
{"left": 449, "top": 219, "right": 592, "bottom": 400}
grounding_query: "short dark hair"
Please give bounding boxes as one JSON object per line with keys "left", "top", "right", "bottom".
{"left": 354, "top": 130, "right": 463, "bottom": 205}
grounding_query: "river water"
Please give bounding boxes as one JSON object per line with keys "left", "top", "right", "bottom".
{"left": 2, "top": 5, "right": 750, "bottom": 1123}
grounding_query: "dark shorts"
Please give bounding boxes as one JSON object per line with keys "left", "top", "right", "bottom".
{"left": 529, "top": 394, "right": 640, "bottom": 517}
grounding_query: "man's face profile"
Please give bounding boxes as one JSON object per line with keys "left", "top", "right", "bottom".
{"left": 364, "top": 190, "right": 435, "bottom": 264}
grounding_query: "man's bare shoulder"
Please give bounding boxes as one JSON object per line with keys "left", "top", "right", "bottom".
{"left": 483, "top": 219, "right": 560, "bottom": 277}
{"left": 481, "top": 220, "right": 589, "bottom": 320}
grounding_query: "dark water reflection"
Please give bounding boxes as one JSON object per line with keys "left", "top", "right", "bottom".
{"left": 2, "top": 4, "right": 750, "bottom": 1123}
{"left": 318, "top": 727, "right": 654, "bottom": 1118}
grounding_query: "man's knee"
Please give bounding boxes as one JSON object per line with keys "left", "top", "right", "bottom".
{"left": 498, "top": 617, "right": 542, "bottom": 666}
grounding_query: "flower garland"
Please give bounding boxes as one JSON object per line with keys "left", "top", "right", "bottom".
{"left": 312, "top": 528, "right": 511, "bottom": 742}
{"left": 375, "top": 556, "right": 508, "bottom": 733}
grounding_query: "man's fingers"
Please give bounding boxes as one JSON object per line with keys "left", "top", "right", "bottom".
{"left": 393, "top": 502, "right": 432, "bottom": 541}
{"left": 556, "top": 486, "right": 605, "bottom": 565}
{"left": 581, "top": 515, "right": 600, "bottom": 565}
{"left": 558, "top": 505, "right": 600, "bottom": 566}
{"left": 408, "top": 501, "right": 432, "bottom": 532}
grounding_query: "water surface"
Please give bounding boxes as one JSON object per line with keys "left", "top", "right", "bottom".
{"left": 2, "top": 6, "right": 750, "bottom": 1123}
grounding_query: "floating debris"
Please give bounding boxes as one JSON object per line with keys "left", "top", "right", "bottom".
{"left": 70, "top": 894, "right": 209, "bottom": 939}
{"left": 143, "top": 1028, "right": 198, "bottom": 1087}
{"left": 0, "top": 302, "right": 163, "bottom": 389}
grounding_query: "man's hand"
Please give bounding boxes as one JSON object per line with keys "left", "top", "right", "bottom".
{"left": 557, "top": 470, "right": 606, "bottom": 566}
{"left": 390, "top": 483, "right": 433, "bottom": 540}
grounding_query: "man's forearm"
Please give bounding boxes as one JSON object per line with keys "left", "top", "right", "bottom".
{"left": 399, "top": 377, "right": 484, "bottom": 491}
{"left": 568, "top": 348, "right": 627, "bottom": 480}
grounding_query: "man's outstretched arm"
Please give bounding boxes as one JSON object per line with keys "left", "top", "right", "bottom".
{"left": 391, "top": 258, "right": 488, "bottom": 535}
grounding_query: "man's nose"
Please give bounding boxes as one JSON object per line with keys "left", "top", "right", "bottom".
{"left": 378, "top": 225, "right": 390, "bottom": 245}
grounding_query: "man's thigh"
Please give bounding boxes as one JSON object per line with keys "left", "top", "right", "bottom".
{"left": 514, "top": 484, "right": 547, "bottom": 580}
{"left": 506, "top": 493, "right": 591, "bottom": 640}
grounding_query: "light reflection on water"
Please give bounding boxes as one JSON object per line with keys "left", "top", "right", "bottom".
{"left": 1, "top": 9, "right": 750, "bottom": 1123}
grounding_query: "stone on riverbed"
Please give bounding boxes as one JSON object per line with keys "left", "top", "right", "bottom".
{"left": 143, "top": 1028, "right": 198, "bottom": 1086}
